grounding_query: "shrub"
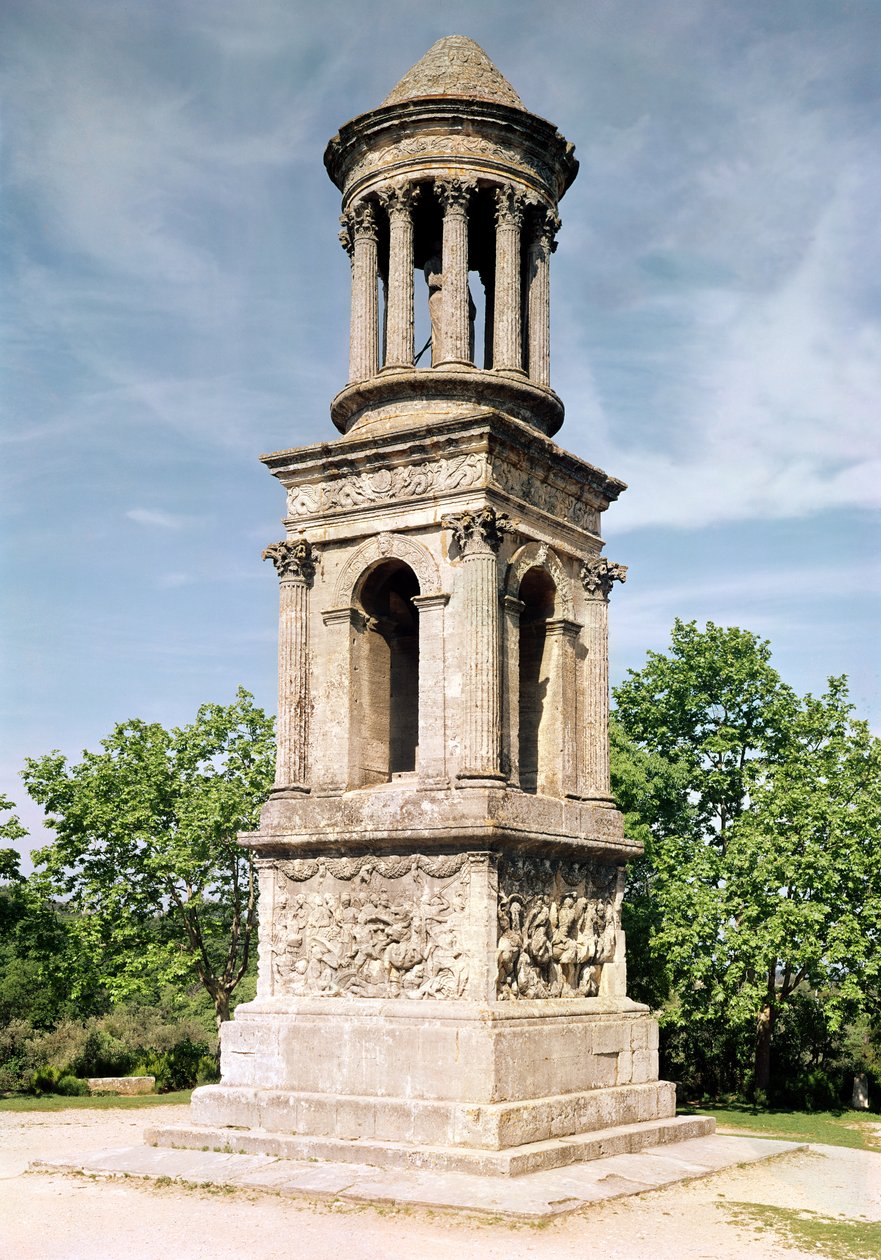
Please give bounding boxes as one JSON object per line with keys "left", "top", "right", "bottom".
{"left": 131, "top": 1037, "right": 211, "bottom": 1091}
{"left": 55, "top": 1074, "right": 90, "bottom": 1097}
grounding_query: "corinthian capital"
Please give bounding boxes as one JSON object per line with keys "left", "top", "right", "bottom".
{"left": 345, "top": 199, "right": 378, "bottom": 241}
{"left": 338, "top": 215, "right": 354, "bottom": 257}
{"left": 263, "top": 538, "right": 317, "bottom": 584}
{"left": 377, "top": 180, "right": 421, "bottom": 219}
{"left": 436, "top": 177, "right": 476, "bottom": 214}
{"left": 579, "top": 555, "right": 628, "bottom": 599}
{"left": 530, "top": 203, "right": 561, "bottom": 253}
{"left": 494, "top": 184, "right": 528, "bottom": 228}
{"left": 442, "top": 506, "right": 511, "bottom": 556}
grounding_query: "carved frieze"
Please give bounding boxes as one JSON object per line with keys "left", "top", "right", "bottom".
{"left": 350, "top": 135, "right": 562, "bottom": 203}
{"left": 490, "top": 459, "right": 601, "bottom": 534}
{"left": 286, "top": 451, "right": 484, "bottom": 519}
{"left": 270, "top": 854, "right": 470, "bottom": 1000}
{"left": 496, "top": 855, "right": 620, "bottom": 1000}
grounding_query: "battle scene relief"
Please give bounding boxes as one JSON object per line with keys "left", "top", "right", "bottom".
{"left": 269, "top": 854, "right": 470, "bottom": 999}
{"left": 497, "top": 856, "right": 621, "bottom": 999}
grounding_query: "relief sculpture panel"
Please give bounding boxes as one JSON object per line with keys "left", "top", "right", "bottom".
{"left": 270, "top": 854, "right": 470, "bottom": 1000}
{"left": 497, "top": 856, "right": 620, "bottom": 1000}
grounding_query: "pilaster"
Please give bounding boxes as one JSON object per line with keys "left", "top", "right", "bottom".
{"left": 579, "top": 555, "right": 628, "bottom": 797}
{"left": 262, "top": 538, "right": 316, "bottom": 793}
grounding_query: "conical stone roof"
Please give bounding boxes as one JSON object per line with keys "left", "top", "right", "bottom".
{"left": 382, "top": 36, "right": 525, "bottom": 110}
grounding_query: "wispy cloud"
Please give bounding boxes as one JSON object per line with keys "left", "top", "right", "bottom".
{"left": 126, "top": 508, "right": 198, "bottom": 530}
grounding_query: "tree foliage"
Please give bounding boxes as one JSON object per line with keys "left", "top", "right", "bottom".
{"left": 22, "top": 689, "right": 274, "bottom": 1028}
{"left": 613, "top": 620, "right": 881, "bottom": 1097}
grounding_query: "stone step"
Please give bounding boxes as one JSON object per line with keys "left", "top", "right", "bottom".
{"left": 191, "top": 1080, "right": 676, "bottom": 1149}
{"left": 147, "top": 1112, "right": 715, "bottom": 1177}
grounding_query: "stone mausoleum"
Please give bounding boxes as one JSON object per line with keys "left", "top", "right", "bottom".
{"left": 153, "top": 36, "right": 713, "bottom": 1175}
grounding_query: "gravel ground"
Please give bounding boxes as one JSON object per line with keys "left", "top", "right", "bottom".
{"left": 2, "top": 1106, "right": 880, "bottom": 1260}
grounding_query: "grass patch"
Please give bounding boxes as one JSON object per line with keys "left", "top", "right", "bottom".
{"left": 727, "top": 1202, "right": 881, "bottom": 1260}
{"left": 683, "top": 1105, "right": 880, "bottom": 1151}
{"left": 0, "top": 1090, "right": 192, "bottom": 1112}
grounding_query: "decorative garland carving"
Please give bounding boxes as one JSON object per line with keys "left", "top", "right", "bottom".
{"left": 505, "top": 541, "right": 574, "bottom": 619}
{"left": 489, "top": 460, "right": 600, "bottom": 534}
{"left": 286, "top": 452, "right": 484, "bottom": 519}
{"left": 333, "top": 532, "right": 442, "bottom": 606}
{"left": 497, "top": 855, "right": 620, "bottom": 1000}
{"left": 354, "top": 135, "right": 562, "bottom": 200}
{"left": 270, "top": 854, "right": 470, "bottom": 1000}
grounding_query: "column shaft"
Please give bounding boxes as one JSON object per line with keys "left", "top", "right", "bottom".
{"left": 437, "top": 180, "right": 473, "bottom": 364}
{"left": 276, "top": 576, "right": 309, "bottom": 788}
{"left": 382, "top": 185, "right": 418, "bottom": 367}
{"left": 460, "top": 551, "right": 502, "bottom": 777}
{"left": 347, "top": 202, "right": 379, "bottom": 381}
{"left": 501, "top": 595, "right": 524, "bottom": 785}
{"left": 262, "top": 538, "right": 316, "bottom": 793}
{"left": 579, "top": 555, "right": 627, "bottom": 797}
{"left": 493, "top": 186, "right": 525, "bottom": 371}
{"left": 526, "top": 210, "right": 557, "bottom": 386}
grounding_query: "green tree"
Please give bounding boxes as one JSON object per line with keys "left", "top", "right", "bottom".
{"left": 613, "top": 620, "right": 881, "bottom": 1097}
{"left": 22, "top": 689, "right": 275, "bottom": 1030}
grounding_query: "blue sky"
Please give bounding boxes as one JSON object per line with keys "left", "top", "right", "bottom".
{"left": 2, "top": 0, "right": 879, "bottom": 859}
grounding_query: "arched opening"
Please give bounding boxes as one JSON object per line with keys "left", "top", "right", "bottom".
{"left": 518, "top": 566, "right": 557, "bottom": 794}
{"left": 353, "top": 560, "right": 420, "bottom": 783}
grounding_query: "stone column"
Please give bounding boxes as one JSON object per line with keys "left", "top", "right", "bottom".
{"left": 579, "top": 555, "right": 628, "bottom": 797}
{"left": 378, "top": 182, "right": 420, "bottom": 368}
{"left": 545, "top": 617, "right": 581, "bottom": 796}
{"left": 436, "top": 178, "right": 475, "bottom": 365}
{"left": 525, "top": 206, "right": 559, "bottom": 387}
{"left": 344, "top": 200, "right": 379, "bottom": 382}
{"left": 262, "top": 538, "right": 317, "bottom": 792}
{"left": 493, "top": 184, "right": 527, "bottom": 373}
{"left": 442, "top": 507, "right": 510, "bottom": 783}
{"left": 501, "top": 595, "right": 524, "bottom": 786}
{"left": 411, "top": 592, "right": 449, "bottom": 784}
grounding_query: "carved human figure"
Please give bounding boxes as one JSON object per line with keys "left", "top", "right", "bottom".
{"left": 423, "top": 241, "right": 476, "bottom": 364}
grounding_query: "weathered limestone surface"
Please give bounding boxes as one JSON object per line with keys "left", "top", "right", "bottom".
{"left": 87, "top": 1076, "right": 155, "bottom": 1096}
{"left": 157, "top": 36, "right": 714, "bottom": 1174}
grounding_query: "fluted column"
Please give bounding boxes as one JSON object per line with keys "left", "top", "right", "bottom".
{"left": 442, "top": 507, "right": 510, "bottom": 782}
{"left": 378, "top": 182, "right": 419, "bottom": 368}
{"left": 579, "top": 555, "right": 628, "bottom": 797}
{"left": 436, "top": 178, "right": 474, "bottom": 365}
{"left": 342, "top": 200, "right": 379, "bottom": 381}
{"left": 526, "top": 206, "right": 559, "bottom": 387}
{"left": 262, "top": 538, "right": 317, "bottom": 792}
{"left": 501, "top": 594, "right": 524, "bottom": 785}
{"left": 493, "top": 184, "right": 527, "bottom": 372}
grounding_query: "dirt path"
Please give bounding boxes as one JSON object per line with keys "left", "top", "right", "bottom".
{"left": 2, "top": 1106, "right": 880, "bottom": 1260}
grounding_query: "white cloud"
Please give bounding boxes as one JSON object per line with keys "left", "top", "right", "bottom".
{"left": 126, "top": 508, "right": 197, "bottom": 529}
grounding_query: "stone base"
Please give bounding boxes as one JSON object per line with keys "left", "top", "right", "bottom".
{"left": 147, "top": 1112, "right": 714, "bottom": 1176}
{"left": 36, "top": 1131, "right": 799, "bottom": 1219}
{"left": 148, "top": 996, "right": 714, "bottom": 1175}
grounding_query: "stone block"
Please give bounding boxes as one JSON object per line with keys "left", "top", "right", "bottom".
{"left": 87, "top": 1075, "right": 154, "bottom": 1095}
